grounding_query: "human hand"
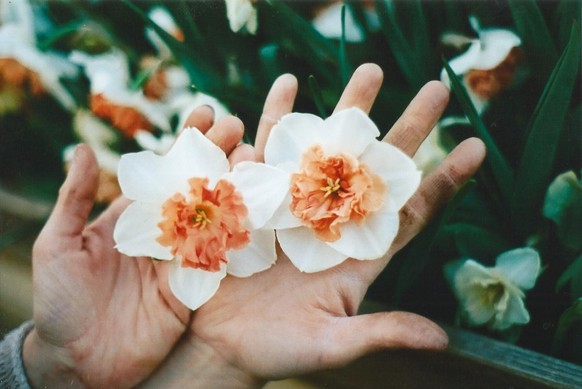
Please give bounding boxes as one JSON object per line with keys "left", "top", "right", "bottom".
{"left": 142, "top": 64, "right": 486, "bottom": 388}
{"left": 22, "top": 107, "right": 247, "bottom": 388}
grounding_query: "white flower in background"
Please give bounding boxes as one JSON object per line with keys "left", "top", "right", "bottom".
{"left": 0, "top": 0, "right": 77, "bottom": 111}
{"left": 114, "top": 128, "right": 288, "bottom": 310}
{"left": 70, "top": 49, "right": 170, "bottom": 136}
{"left": 447, "top": 248, "right": 541, "bottom": 331}
{"left": 146, "top": 6, "right": 184, "bottom": 59}
{"left": 440, "top": 18, "right": 522, "bottom": 114}
{"left": 64, "top": 110, "right": 122, "bottom": 203}
{"left": 225, "top": 0, "right": 257, "bottom": 35}
{"left": 413, "top": 126, "right": 448, "bottom": 176}
{"left": 311, "top": 1, "right": 380, "bottom": 43}
{"left": 263, "top": 107, "right": 421, "bottom": 272}
{"left": 168, "top": 91, "right": 230, "bottom": 131}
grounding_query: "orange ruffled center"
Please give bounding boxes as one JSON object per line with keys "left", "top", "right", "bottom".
{"left": 290, "top": 145, "right": 387, "bottom": 242}
{"left": 0, "top": 58, "right": 44, "bottom": 96}
{"left": 157, "top": 177, "right": 250, "bottom": 272}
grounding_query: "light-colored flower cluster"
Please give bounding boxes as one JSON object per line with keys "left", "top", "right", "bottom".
{"left": 114, "top": 107, "right": 421, "bottom": 310}
{"left": 446, "top": 248, "right": 541, "bottom": 331}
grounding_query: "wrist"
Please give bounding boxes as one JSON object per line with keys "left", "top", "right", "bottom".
{"left": 141, "top": 333, "right": 264, "bottom": 389}
{"left": 22, "top": 329, "right": 84, "bottom": 389}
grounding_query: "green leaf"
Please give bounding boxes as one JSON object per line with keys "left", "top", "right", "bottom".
{"left": 508, "top": 0, "right": 558, "bottom": 76}
{"left": 543, "top": 170, "right": 582, "bottom": 251}
{"left": 552, "top": 298, "right": 582, "bottom": 356}
{"left": 121, "top": 0, "right": 222, "bottom": 95}
{"left": 308, "top": 75, "right": 327, "bottom": 118}
{"left": 394, "top": 179, "right": 476, "bottom": 300}
{"left": 556, "top": 255, "right": 582, "bottom": 299}
{"left": 339, "top": 5, "right": 351, "bottom": 87}
{"left": 450, "top": 223, "right": 512, "bottom": 262}
{"left": 553, "top": 0, "right": 581, "bottom": 51}
{"left": 511, "top": 23, "right": 581, "bottom": 236}
{"left": 442, "top": 59, "right": 514, "bottom": 204}
{"left": 375, "top": 0, "right": 427, "bottom": 89}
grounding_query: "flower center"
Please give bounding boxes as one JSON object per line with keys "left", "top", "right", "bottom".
{"left": 290, "top": 145, "right": 387, "bottom": 242}
{"left": 157, "top": 177, "right": 250, "bottom": 272}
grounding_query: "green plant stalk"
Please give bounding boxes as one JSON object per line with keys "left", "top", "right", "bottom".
{"left": 442, "top": 60, "right": 514, "bottom": 205}
{"left": 308, "top": 75, "right": 327, "bottom": 118}
{"left": 511, "top": 23, "right": 581, "bottom": 237}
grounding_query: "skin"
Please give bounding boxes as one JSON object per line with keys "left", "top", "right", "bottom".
{"left": 142, "top": 64, "right": 487, "bottom": 388}
{"left": 22, "top": 64, "right": 486, "bottom": 388}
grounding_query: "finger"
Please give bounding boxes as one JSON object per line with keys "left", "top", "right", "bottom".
{"left": 89, "top": 196, "right": 132, "bottom": 234}
{"left": 388, "top": 137, "right": 486, "bottom": 256}
{"left": 228, "top": 143, "right": 257, "bottom": 167}
{"left": 255, "top": 74, "right": 298, "bottom": 162}
{"left": 348, "top": 137, "right": 486, "bottom": 285}
{"left": 383, "top": 81, "right": 450, "bottom": 156}
{"left": 205, "top": 115, "right": 245, "bottom": 156}
{"left": 34, "top": 144, "right": 99, "bottom": 254}
{"left": 182, "top": 105, "right": 215, "bottom": 134}
{"left": 322, "top": 311, "right": 448, "bottom": 368}
{"left": 333, "top": 63, "right": 383, "bottom": 114}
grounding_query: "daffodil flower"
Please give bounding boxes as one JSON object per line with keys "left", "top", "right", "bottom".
{"left": 114, "top": 128, "right": 288, "bottom": 310}
{"left": 263, "top": 107, "right": 421, "bottom": 272}
{"left": 0, "top": 0, "right": 77, "bottom": 111}
{"left": 70, "top": 49, "right": 171, "bottom": 136}
{"left": 225, "top": 0, "right": 258, "bottom": 35}
{"left": 447, "top": 248, "right": 541, "bottom": 331}
{"left": 440, "top": 18, "right": 522, "bottom": 113}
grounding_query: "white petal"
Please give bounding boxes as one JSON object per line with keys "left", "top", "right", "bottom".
{"left": 113, "top": 201, "right": 172, "bottom": 259}
{"left": 453, "top": 260, "right": 493, "bottom": 295}
{"left": 263, "top": 192, "right": 303, "bottom": 229}
{"left": 226, "top": 228, "right": 277, "bottom": 277}
{"left": 493, "top": 291, "right": 529, "bottom": 330}
{"left": 223, "top": 162, "right": 289, "bottom": 229}
{"left": 475, "top": 29, "right": 521, "bottom": 70}
{"left": 118, "top": 128, "right": 228, "bottom": 202}
{"left": 359, "top": 141, "right": 421, "bottom": 209}
{"left": 495, "top": 248, "right": 541, "bottom": 290}
{"left": 264, "top": 113, "right": 325, "bottom": 167}
{"left": 168, "top": 262, "right": 226, "bottom": 311}
{"left": 277, "top": 228, "right": 347, "bottom": 272}
{"left": 321, "top": 108, "right": 379, "bottom": 157}
{"left": 166, "top": 128, "right": 229, "bottom": 185}
{"left": 312, "top": 2, "right": 364, "bottom": 42}
{"left": 327, "top": 205, "right": 399, "bottom": 260}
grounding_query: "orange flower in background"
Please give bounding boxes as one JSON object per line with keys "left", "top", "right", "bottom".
{"left": 90, "top": 93, "right": 154, "bottom": 138}
{"left": 0, "top": 58, "right": 44, "bottom": 97}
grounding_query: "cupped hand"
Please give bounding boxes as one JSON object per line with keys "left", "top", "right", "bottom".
{"left": 22, "top": 107, "right": 246, "bottom": 389}
{"left": 143, "top": 64, "right": 486, "bottom": 388}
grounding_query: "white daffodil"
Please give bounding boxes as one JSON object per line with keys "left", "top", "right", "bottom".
{"left": 311, "top": 1, "right": 380, "bottom": 43}
{"left": 146, "top": 6, "right": 184, "bottom": 59}
{"left": 225, "top": 0, "right": 257, "bottom": 35}
{"left": 263, "top": 107, "right": 421, "bottom": 273}
{"left": 0, "top": 0, "right": 77, "bottom": 111}
{"left": 448, "top": 248, "right": 541, "bottom": 331}
{"left": 70, "top": 49, "right": 171, "bottom": 135}
{"left": 413, "top": 126, "right": 448, "bottom": 176}
{"left": 440, "top": 18, "right": 522, "bottom": 113}
{"left": 114, "top": 128, "right": 288, "bottom": 310}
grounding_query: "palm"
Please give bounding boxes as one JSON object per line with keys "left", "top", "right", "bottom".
{"left": 30, "top": 151, "right": 190, "bottom": 388}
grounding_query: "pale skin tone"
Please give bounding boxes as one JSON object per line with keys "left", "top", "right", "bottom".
{"left": 22, "top": 63, "right": 486, "bottom": 388}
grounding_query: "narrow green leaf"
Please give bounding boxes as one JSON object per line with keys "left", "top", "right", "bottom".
{"left": 339, "top": 5, "right": 351, "bottom": 87}
{"left": 394, "top": 180, "right": 476, "bottom": 300}
{"left": 552, "top": 298, "right": 582, "bottom": 356}
{"left": 308, "top": 75, "right": 327, "bottom": 118}
{"left": 508, "top": 0, "right": 558, "bottom": 76}
{"left": 553, "top": 0, "right": 581, "bottom": 51}
{"left": 375, "top": 0, "right": 424, "bottom": 89}
{"left": 443, "top": 59, "right": 514, "bottom": 204}
{"left": 121, "top": 0, "right": 222, "bottom": 95}
{"left": 556, "top": 255, "right": 582, "bottom": 299}
{"left": 511, "top": 23, "right": 581, "bottom": 236}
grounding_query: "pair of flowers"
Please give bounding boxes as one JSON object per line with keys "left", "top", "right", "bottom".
{"left": 114, "top": 108, "right": 421, "bottom": 310}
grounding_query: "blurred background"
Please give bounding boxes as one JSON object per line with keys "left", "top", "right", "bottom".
{"left": 0, "top": 0, "right": 580, "bottom": 369}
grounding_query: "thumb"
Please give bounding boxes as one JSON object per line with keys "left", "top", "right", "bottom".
{"left": 35, "top": 144, "right": 99, "bottom": 254}
{"left": 322, "top": 311, "right": 448, "bottom": 368}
